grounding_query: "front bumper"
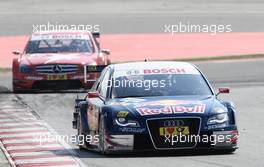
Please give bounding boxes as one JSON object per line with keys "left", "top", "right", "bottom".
{"left": 13, "top": 72, "right": 99, "bottom": 90}
{"left": 103, "top": 129, "right": 238, "bottom": 152}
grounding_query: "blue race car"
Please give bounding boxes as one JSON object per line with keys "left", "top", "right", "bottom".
{"left": 72, "top": 61, "right": 238, "bottom": 154}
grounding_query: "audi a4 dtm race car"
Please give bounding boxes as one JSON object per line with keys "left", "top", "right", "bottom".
{"left": 12, "top": 31, "right": 110, "bottom": 92}
{"left": 72, "top": 61, "right": 238, "bottom": 154}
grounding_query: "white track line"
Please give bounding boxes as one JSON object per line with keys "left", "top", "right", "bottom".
{"left": 0, "top": 127, "right": 47, "bottom": 132}
{"left": 15, "top": 157, "right": 76, "bottom": 164}
{"left": 0, "top": 132, "right": 51, "bottom": 138}
{"left": 11, "top": 150, "right": 70, "bottom": 157}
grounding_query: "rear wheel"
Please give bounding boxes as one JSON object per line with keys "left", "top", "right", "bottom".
{"left": 77, "top": 113, "right": 87, "bottom": 150}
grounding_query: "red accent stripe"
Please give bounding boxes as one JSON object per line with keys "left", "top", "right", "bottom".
{"left": 0, "top": 124, "right": 44, "bottom": 129}
{"left": 8, "top": 147, "right": 64, "bottom": 153}
{"left": 16, "top": 161, "right": 77, "bottom": 167}
{"left": 13, "top": 154, "right": 69, "bottom": 160}
{"left": 4, "top": 141, "right": 58, "bottom": 147}
{"left": 0, "top": 130, "right": 48, "bottom": 135}
{"left": 0, "top": 136, "right": 40, "bottom": 141}
{"left": 0, "top": 120, "right": 40, "bottom": 124}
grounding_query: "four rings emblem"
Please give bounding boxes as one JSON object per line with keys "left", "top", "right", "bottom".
{"left": 163, "top": 120, "right": 184, "bottom": 127}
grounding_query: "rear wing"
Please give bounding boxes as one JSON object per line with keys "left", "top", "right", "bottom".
{"left": 84, "top": 65, "right": 106, "bottom": 83}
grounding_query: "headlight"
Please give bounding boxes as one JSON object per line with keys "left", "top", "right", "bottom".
{"left": 114, "top": 111, "right": 140, "bottom": 127}
{"left": 213, "top": 107, "right": 227, "bottom": 114}
{"left": 19, "top": 64, "right": 33, "bottom": 74}
{"left": 207, "top": 112, "right": 229, "bottom": 125}
{"left": 115, "top": 119, "right": 139, "bottom": 127}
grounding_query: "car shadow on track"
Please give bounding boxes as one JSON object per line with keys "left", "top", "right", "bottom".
{"left": 70, "top": 148, "right": 236, "bottom": 159}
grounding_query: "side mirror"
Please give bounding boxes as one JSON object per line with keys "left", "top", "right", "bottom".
{"left": 88, "top": 91, "right": 100, "bottom": 98}
{"left": 12, "top": 50, "right": 21, "bottom": 55}
{"left": 101, "top": 49, "right": 110, "bottom": 55}
{"left": 92, "top": 32, "right": 100, "bottom": 38}
{"left": 216, "top": 87, "right": 230, "bottom": 96}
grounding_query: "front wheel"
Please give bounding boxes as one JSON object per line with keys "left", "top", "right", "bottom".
{"left": 99, "top": 115, "right": 108, "bottom": 154}
{"left": 13, "top": 83, "right": 31, "bottom": 93}
{"left": 220, "top": 148, "right": 237, "bottom": 154}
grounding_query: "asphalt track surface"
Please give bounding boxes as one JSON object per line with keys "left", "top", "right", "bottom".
{"left": 1, "top": 0, "right": 264, "bottom": 35}
{"left": 1, "top": 0, "right": 264, "bottom": 167}
{"left": 1, "top": 59, "right": 264, "bottom": 167}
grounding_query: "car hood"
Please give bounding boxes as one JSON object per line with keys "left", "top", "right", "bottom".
{"left": 109, "top": 96, "right": 225, "bottom": 118}
{"left": 20, "top": 52, "right": 97, "bottom": 65}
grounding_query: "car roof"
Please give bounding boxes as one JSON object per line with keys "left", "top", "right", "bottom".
{"left": 110, "top": 61, "right": 200, "bottom": 77}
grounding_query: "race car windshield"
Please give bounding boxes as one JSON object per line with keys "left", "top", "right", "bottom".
{"left": 112, "top": 74, "right": 213, "bottom": 98}
{"left": 25, "top": 39, "right": 94, "bottom": 54}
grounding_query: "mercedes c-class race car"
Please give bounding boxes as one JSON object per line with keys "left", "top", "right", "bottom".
{"left": 72, "top": 61, "right": 238, "bottom": 154}
{"left": 12, "top": 31, "right": 110, "bottom": 92}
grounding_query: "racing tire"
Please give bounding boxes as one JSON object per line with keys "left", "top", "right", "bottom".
{"left": 13, "top": 86, "right": 27, "bottom": 93}
{"left": 220, "top": 148, "right": 237, "bottom": 154}
{"left": 99, "top": 115, "right": 108, "bottom": 154}
{"left": 213, "top": 148, "right": 237, "bottom": 154}
{"left": 77, "top": 113, "right": 87, "bottom": 150}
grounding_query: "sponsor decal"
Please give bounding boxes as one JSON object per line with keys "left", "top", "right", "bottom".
{"left": 47, "top": 74, "right": 67, "bottom": 80}
{"left": 126, "top": 70, "right": 140, "bottom": 75}
{"left": 117, "top": 111, "right": 129, "bottom": 118}
{"left": 206, "top": 123, "right": 228, "bottom": 130}
{"left": 87, "top": 66, "right": 97, "bottom": 71}
{"left": 159, "top": 126, "right": 190, "bottom": 136}
{"left": 25, "top": 76, "right": 44, "bottom": 80}
{"left": 144, "top": 68, "right": 186, "bottom": 74}
{"left": 114, "top": 66, "right": 200, "bottom": 78}
{"left": 136, "top": 104, "right": 205, "bottom": 116}
{"left": 31, "top": 34, "right": 90, "bottom": 41}
{"left": 119, "top": 127, "right": 146, "bottom": 133}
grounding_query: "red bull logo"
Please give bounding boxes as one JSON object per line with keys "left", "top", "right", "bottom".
{"left": 136, "top": 104, "right": 206, "bottom": 116}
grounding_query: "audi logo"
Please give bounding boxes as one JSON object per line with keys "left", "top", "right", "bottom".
{"left": 163, "top": 120, "right": 184, "bottom": 127}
